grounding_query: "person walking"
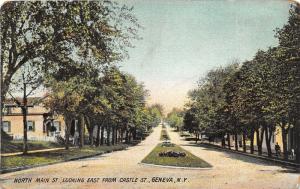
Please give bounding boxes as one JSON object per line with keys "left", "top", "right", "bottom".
{"left": 275, "top": 142, "right": 281, "bottom": 157}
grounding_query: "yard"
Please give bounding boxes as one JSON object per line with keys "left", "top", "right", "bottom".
{"left": 2, "top": 140, "right": 64, "bottom": 153}
{"left": 2, "top": 144, "right": 129, "bottom": 170}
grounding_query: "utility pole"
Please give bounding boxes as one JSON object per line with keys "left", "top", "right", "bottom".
{"left": 7, "top": 78, "right": 34, "bottom": 154}
{"left": 5, "top": 101, "right": 33, "bottom": 155}
{"left": 22, "top": 79, "right": 28, "bottom": 154}
{"left": 6, "top": 70, "right": 38, "bottom": 154}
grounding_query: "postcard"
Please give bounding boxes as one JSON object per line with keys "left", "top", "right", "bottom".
{"left": 0, "top": 0, "right": 299, "bottom": 189}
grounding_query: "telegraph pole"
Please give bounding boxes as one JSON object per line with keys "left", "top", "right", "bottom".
{"left": 23, "top": 80, "right": 28, "bottom": 154}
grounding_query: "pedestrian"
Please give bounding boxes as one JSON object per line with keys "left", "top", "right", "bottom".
{"left": 275, "top": 142, "right": 281, "bottom": 157}
{"left": 73, "top": 131, "right": 79, "bottom": 146}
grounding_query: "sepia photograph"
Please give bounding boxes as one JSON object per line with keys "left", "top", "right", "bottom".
{"left": 0, "top": 0, "right": 300, "bottom": 188}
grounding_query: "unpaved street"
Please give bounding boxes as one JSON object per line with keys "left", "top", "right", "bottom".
{"left": 0, "top": 126, "right": 299, "bottom": 189}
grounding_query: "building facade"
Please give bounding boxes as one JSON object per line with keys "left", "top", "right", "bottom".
{"left": 2, "top": 97, "right": 66, "bottom": 141}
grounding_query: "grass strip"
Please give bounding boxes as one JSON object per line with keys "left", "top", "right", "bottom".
{"left": 141, "top": 143, "right": 212, "bottom": 168}
{"left": 2, "top": 144, "right": 128, "bottom": 169}
{"left": 2, "top": 140, "right": 64, "bottom": 153}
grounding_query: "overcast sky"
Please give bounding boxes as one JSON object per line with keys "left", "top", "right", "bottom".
{"left": 119, "top": 0, "right": 290, "bottom": 113}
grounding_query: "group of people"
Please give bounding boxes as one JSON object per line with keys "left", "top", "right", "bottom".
{"left": 275, "top": 143, "right": 296, "bottom": 160}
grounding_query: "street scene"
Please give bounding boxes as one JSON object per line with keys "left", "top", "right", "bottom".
{"left": 1, "top": 0, "right": 300, "bottom": 189}
{"left": 0, "top": 124, "right": 299, "bottom": 189}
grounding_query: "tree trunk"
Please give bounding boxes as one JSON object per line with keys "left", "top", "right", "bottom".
{"left": 85, "top": 116, "right": 93, "bottom": 147}
{"left": 265, "top": 125, "right": 272, "bottom": 157}
{"left": 112, "top": 127, "right": 115, "bottom": 145}
{"left": 96, "top": 123, "right": 101, "bottom": 147}
{"left": 128, "top": 130, "right": 132, "bottom": 143}
{"left": 96, "top": 119, "right": 106, "bottom": 146}
{"left": 100, "top": 126, "right": 104, "bottom": 145}
{"left": 125, "top": 129, "right": 129, "bottom": 144}
{"left": 295, "top": 119, "right": 300, "bottom": 164}
{"left": 116, "top": 128, "right": 119, "bottom": 143}
{"left": 281, "top": 126, "right": 288, "bottom": 160}
{"left": 64, "top": 115, "right": 71, "bottom": 150}
{"left": 234, "top": 133, "right": 238, "bottom": 151}
{"left": 120, "top": 129, "right": 124, "bottom": 143}
{"left": 256, "top": 128, "right": 260, "bottom": 154}
{"left": 250, "top": 128, "right": 254, "bottom": 154}
{"left": 78, "top": 115, "right": 84, "bottom": 148}
{"left": 243, "top": 132, "right": 247, "bottom": 153}
{"left": 107, "top": 126, "right": 111, "bottom": 146}
{"left": 227, "top": 133, "right": 231, "bottom": 149}
{"left": 221, "top": 136, "right": 226, "bottom": 148}
{"left": 115, "top": 128, "right": 118, "bottom": 144}
{"left": 257, "top": 127, "right": 264, "bottom": 155}
{"left": 133, "top": 128, "right": 137, "bottom": 140}
{"left": 115, "top": 127, "right": 118, "bottom": 143}
{"left": 250, "top": 134, "right": 254, "bottom": 154}
{"left": 22, "top": 107, "right": 28, "bottom": 154}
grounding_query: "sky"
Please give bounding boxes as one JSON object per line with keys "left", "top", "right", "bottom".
{"left": 118, "top": 0, "right": 291, "bottom": 113}
{"left": 0, "top": 0, "right": 292, "bottom": 113}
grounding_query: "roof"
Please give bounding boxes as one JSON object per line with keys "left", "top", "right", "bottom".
{"left": 3, "top": 97, "right": 44, "bottom": 106}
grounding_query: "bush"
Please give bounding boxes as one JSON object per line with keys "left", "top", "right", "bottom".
{"left": 158, "top": 151, "right": 186, "bottom": 157}
{"left": 161, "top": 141, "right": 175, "bottom": 147}
{"left": 55, "top": 135, "right": 65, "bottom": 145}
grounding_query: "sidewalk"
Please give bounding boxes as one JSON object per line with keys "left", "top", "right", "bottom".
{"left": 181, "top": 131, "right": 297, "bottom": 161}
{"left": 177, "top": 132, "right": 300, "bottom": 169}
{"left": 1, "top": 147, "right": 71, "bottom": 157}
{"left": 199, "top": 142, "right": 300, "bottom": 168}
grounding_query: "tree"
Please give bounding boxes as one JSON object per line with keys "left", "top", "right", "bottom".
{"left": 44, "top": 77, "right": 84, "bottom": 149}
{"left": 148, "top": 104, "right": 164, "bottom": 127}
{"left": 166, "top": 108, "right": 183, "bottom": 131}
{"left": 0, "top": 1, "right": 140, "bottom": 100}
{"left": 185, "top": 63, "right": 239, "bottom": 147}
{"left": 6, "top": 63, "right": 43, "bottom": 154}
{"left": 274, "top": 3, "right": 300, "bottom": 161}
{"left": 183, "top": 2, "right": 300, "bottom": 161}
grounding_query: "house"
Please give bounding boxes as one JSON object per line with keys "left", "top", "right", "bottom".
{"left": 2, "top": 97, "right": 66, "bottom": 141}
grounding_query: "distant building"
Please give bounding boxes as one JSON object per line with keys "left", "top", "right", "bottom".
{"left": 2, "top": 97, "right": 66, "bottom": 141}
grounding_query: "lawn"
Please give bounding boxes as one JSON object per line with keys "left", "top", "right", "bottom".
{"left": 141, "top": 143, "right": 212, "bottom": 168}
{"left": 2, "top": 144, "right": 129, "bottom": 169}
{"left": 160, "top": 129, "right": 170, "bottom": 141}
{"left": 2, "top": 140, "right": 64, "bottom": 153}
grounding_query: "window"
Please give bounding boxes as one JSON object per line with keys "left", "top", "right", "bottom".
{"left": 6, "top": 107, "right": 12, "bottom": 115}
{"left": 53, "top": 121, "right": 61, "bottom": 132}
{"left": 2, "top": 121, "right": 11, "bottom": 133}
{"left": 27, "top": 121, "right": 35, "bottom": 132}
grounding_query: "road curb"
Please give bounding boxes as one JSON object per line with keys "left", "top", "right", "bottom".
{"left": 138, "top": 162, "right": 213, "bottom": 170}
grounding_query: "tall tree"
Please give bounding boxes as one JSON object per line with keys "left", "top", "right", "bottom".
{"left": 274, "top": 3, "right": 300, "bottom": 160}
{"left": 0, "top": 1, "right": 140, "bottom": 99}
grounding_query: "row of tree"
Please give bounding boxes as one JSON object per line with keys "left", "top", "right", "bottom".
{"left": 45, "top": 66, "right": 163, "bottom": 149}
{"left": 166, "top": 108, "right": 183, "bottom": 131}
{"left": 1, "top": 1, "right": 163, "bottom": 152}
{"left": 183, "top": 4, "right": 300, "bottom": 161}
